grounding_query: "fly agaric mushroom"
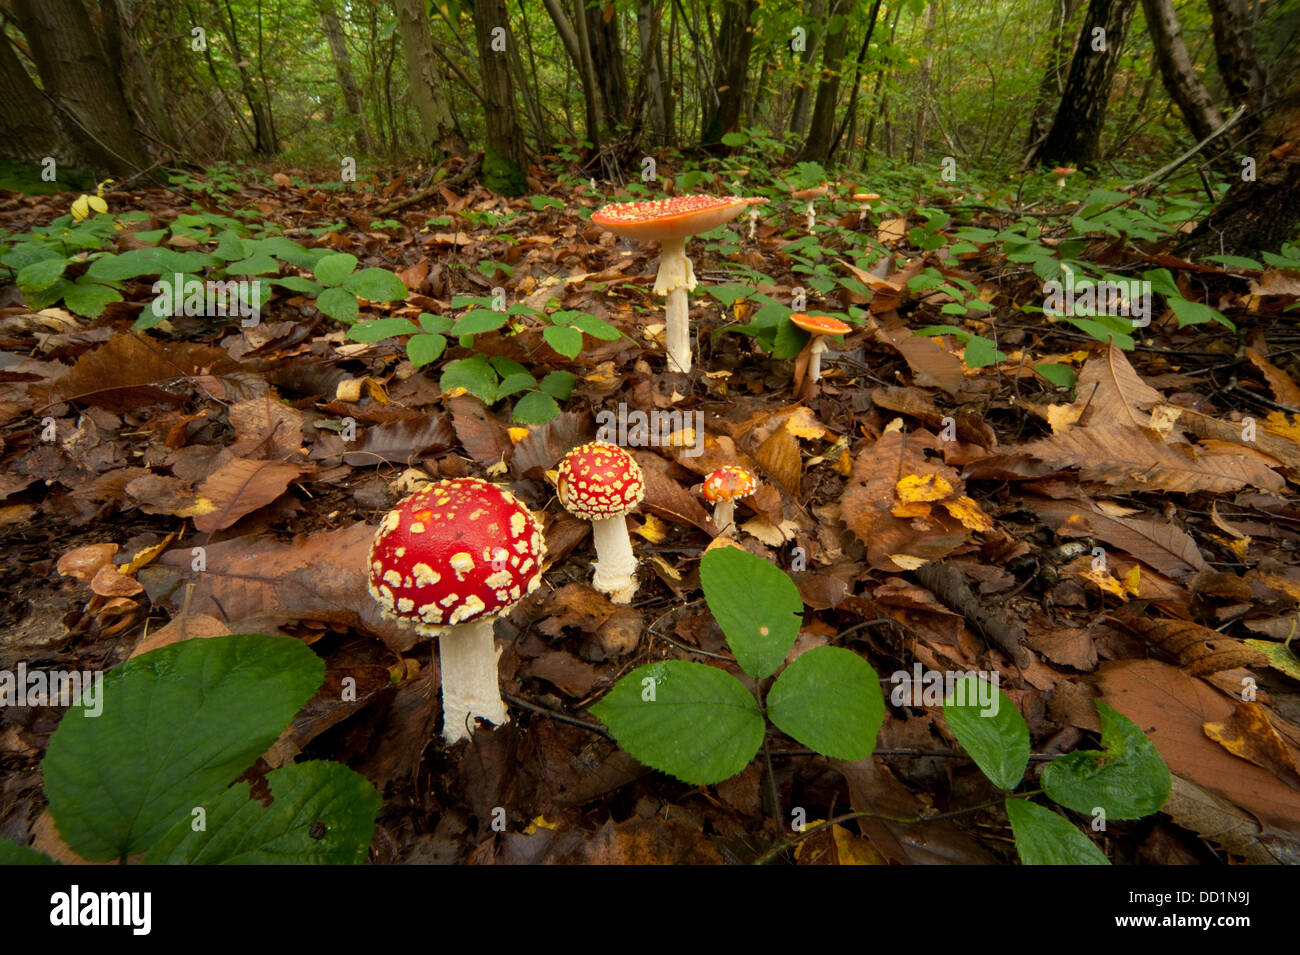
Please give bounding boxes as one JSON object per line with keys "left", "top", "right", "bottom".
{"left": 1052, "top": 166, "right": 1076, "bottom": 189}
{"left": 368, "top": 477, "right": 545, "bottom": 744}
{"left": 852, "top": 192, "right": 881, "bottom": 224}
{"left": 791, "top": 312, "right": 853, "bottom": 384}
{"left": 556, "top": 441, "right": 646, "bottom": 603}
{"left": 702, "top": 466, "right": 758, "bottom": 535}
{"left": 591, "top": 195, "right": 767, "bottom": 374}
{"left": 790, "top": 183, "right": 829, "bottom": 231}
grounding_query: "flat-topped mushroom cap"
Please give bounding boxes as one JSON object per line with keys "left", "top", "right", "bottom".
{"left": 790, "top": 184, "right": 830, "bottom": 200}
{"left": 556, "top": 441, "right": 646, "bottom": 518}
{"left": 791, "top": 312, "right": 852, "bottom": 335}
{"left": 702, "top": 466, "right": 758, "bottom": 503}
{"left": 591, "top": 195, "right": 768, "bottom": 241}
{"left": 368, "top": 478, "right": 545, "bottom": 636}
{"left": 852, "top": 193, "right": 881, "bottom": 201}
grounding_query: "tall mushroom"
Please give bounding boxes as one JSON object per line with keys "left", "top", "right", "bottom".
{"left": 556, "top": 441, "right": 645, "bottom": 604}
{"left": 792, "top": 312, "right": 853, "bottom": 384}
{"left": 702, "top": 466, "right": 758, "bottom": 536}
{"left": 591, "top": 194, "right": 767, "bottom": 374}
{"left": 367, "top": 477, "right": 545, "bottom": 744}
{"left": 790, "top": 183, "right": 829, "bottom": 232}
{"left": 1052, "top": 166, "right": 1076, "bottom": 190}
{"left": 852, "top": 192, "right": 881, "bottom": 225}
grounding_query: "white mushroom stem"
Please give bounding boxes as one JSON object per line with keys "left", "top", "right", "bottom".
{"left": 808, "top": 336, "right": 829, "bottom": 383}
{"left": 748, "top": 208, "right": 758, "bottom": 241}
{"left": 590, "top": 514, "right": 638, "bottom": 603}
{"left": 805, "top": 200, "right": 816, "bottom": 232}
{"left": 438, "top": 617, "right": 509, "bottom": 744}
{"left": 712, "top": 499, "right": 737, "bottom": 535}
{"left": 654, "top": 235, "right": 697, "bottom": 374}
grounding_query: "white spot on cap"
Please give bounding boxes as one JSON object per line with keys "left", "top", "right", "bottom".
{"left": 450, "top": 552, "right": 475, "bottom": 579}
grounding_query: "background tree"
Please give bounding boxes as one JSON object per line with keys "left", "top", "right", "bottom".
{"left": 471, "top": 0, "right": 528, "bottom": 195}
{"left": 1035, "top": 0, "right": 1139, "bottom": 167}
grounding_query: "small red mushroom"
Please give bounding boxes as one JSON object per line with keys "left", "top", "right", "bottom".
{"left": 702, "top": 466, "right": 758, "bottom": 535}
{"left": 555, "top": 441, "right": 646, "bottom": 603}
{"left": 591, "top": 195, "right": 767, "bottom": 373}
{"left": 791, "top": 312, "right": 853, "bottom": 384}
{"left": 368, "top": 477, "right": 545, "bottom": 743}
{"left": 1052, "top": 166, "right": 1076, "bottom": 189}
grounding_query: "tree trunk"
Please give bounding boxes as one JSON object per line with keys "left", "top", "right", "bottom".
{"left": 0, "top": 34, "right": 77, "bottom": 166}
{"left": 106, "top": 0, "right": 179, "bottom": 152}
{"left": 1141, "top": 0, "right": 1223, "bottom": 143}
{"left": 1026, "top": 0, "right": 1084, "bottom": 149}
{"left": 788, "top": 0, "right": 827, "bottom": 141}
{"left": 909, "top": 3, "right": 936, "bottom": 162}
{"left": 394, "top": 0, "right": 468, "bottom": 159}
{"left": 1176, "top": 67, "right": 1300, "bottom": 260}
{"left": 9, "top": 0, "right": 154, "bottom": 178}
{"left": 700, "top": 0, "right": 756, "bottom": 149}
{"left": 796, "top": 0, "right": 850, "bottom": 163}
{"left": 585, "top": 0, "right": 628, "bottom": 130}
{"left": 471, "top": 0, "right": 528, "bottom": 195}
{"left": 637, "top": 0, "right": 671, "bottom": 145}
{"left": 316, "top": 0, "right": 373, "bottom": 153}
{"left": 215, "top": 0, "right": 278, "bottom": 154}
{"left": 1036, "top": 0, "right": 1138, "bottom": 167}
{"left": 1206, "top": 0, "right": 1264, "bottom": 115}
{"left": 541, "top": 0, "right": 603, "bottom": 148}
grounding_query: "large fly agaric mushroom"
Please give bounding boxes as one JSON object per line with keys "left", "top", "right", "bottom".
{"left": 592, "top": 195, "right": 767, "bottom": 374}
{"left": 1052, "top": 166, "right": 1076, "bottom": 189}
{"left": 792, "top": 312, "right": 853, "bottom": 384}
{"left": 702, "top": 466, "right": 758, "bottom": 536}
{"left": 368, "top": 477, "right": 545, "bottom": 744}
{"left": 555, "top": 441, "right": 645, "bottom": 603}
{"left": 790, "top": 183, "right": 829, "bottom": 231}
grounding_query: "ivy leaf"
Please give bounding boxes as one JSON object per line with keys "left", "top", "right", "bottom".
{"left": 538, "top": 370, "right": 575, "bottom": 400}
{"left": 942, "top": 675, "right": 1029, "bottom": 790}
{"left": 767, "top": 647, "right": 883, "bottom": 760}
{"left": 590, "top": 661, "right": 765, "bottom": 785}
{"left": 543, "top": 324, "right": 584, "bottom": 358}
{"left": 453, "top": 309, "right": 510, "bottom": 337}
{"left": 440, "top": 355, "right": 498, "bottom": 404}
{"left": 313, "top": 252, "right": 357, "bottom": 287}
{"left": 343, "top": 267, "right": 408, "bottom": 302}
{"left": 512, "top": 390, "right": 561, "bottom": 424}
{"left": 145, "top": 761, "right": 379, "bottom": 865}
{"left": 1042, "top": 701, "right": 1171, "bottom": 820}
{"left": 700, "top": 548, "right": 802, "bottom": 679}
{"left": 42, "top": 634, "right": 324, "bottom": 861}
{"left": 316, "top": 286, "right": 359, "bottom": 323}
{"left": 16, "top": 256, "right": 69, "bottom": 294}
{"left": 407, "top": 333, "right": 447, "bottom": 368}
{"left": 1005, "top": 799, "right": 1109, "bottom": 865}
{"left": 66, "top": 281, "right": 123, "bottom": 319}
{"left": 347, "top": 317, "right": 420, "bottom": 343}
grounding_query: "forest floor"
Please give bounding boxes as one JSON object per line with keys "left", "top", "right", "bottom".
{"left": 2, "top": 162, "right": 1299, "bottom": 864}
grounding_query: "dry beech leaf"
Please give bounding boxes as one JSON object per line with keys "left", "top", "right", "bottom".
{"left": 1074, "top": 343, "right": 1162, "bottom": 429}
{"left": 1121, "top": 617, "right": 1268, "bottom": 675}
{"left": 192, "top": 458, "right": 304, "bottom": 533}
{"left": 873, "top": 316, "right": 964, "bottom": 394}
{"left": 342, "top": 414, "right": 455, "bottom": 466}
{"left": 1161, "top": 774, "right": 1287, "bottom": 864}
{"left": 754, "top": 425, "right": 801, "bottom": 497}
{"left": 1037, "top": 498, "right": 1209, "bottom": 579}
{"left": 1246, "top": 348, "right": 1300, "bottom": 407}
{"left": 1203, "top": 701, "right": 1300, "bottom": 790}
{"left": 51, "top": 333, "right": 240, "bottom": 411}
{"left": 228, "top": 395, "right": 305, "bottom": 457}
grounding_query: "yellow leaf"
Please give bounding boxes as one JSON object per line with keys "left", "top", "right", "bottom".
{"left": 70, "top": 195, "right": 91, "bottom": 221}
{"left": 941, "top": 495, "right": 994, "bottom": 531}
{"left": 832, "top": 825, "right": 885, "bottom": 864}
{"left": 1122, "top": 564, "right": 1142, "bottom": 595}
{"left": 896, "top": 473, "right": 953, "bottom": 503}
{"left": 122, "top": 532, "right": 178, "bottom": 575}
{"left": 889, "top": 554, "right": 928, "bottom": 570}
{"left": 633, "top": 514, "right": 669, "bottom": 543}
{"left": 507, "top": 427, "right": 531, "bottom": 443}
{"left": 784, "top": 406, "right": 827, "bottom": 440}
{"left": 648, "top": 553, "right": 682, "bottom": 580}
{"left": 523, "top": 815, "right": 559, "bottom": 834}
{"left": 88, "top": 196, "right": 108, "bottom": 214}
{"left": 1081, "top": 567, "right": 1128, "bottom": 599}
{"left": 891, "top": 501, "right": 931, "bottom": 518}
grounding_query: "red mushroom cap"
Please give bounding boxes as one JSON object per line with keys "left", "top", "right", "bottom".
{"left": 702, "top": 466, "right": 758, "bottom": 503}
{"left": 591, "top": 195, "right": 768, "bottom": 242}
{"left": 790, "top": 184, "right": 830, "bottom": 200}
{"left": 791, "top": 313, "right": 852, "bottom": 335}
{"left": 1052, "top": 166, "right": 1076, "bottom": 176}
{"left": 367, "top": 477, "right": 545, "bottom": 636}
{"left": 556, "top": 441, "right": 646, "bottom": 518}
